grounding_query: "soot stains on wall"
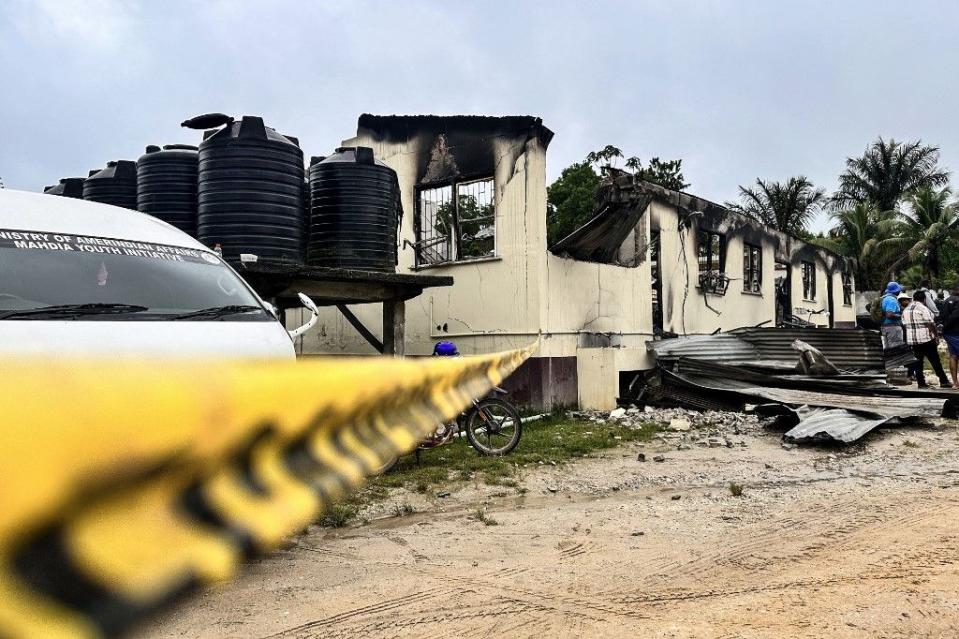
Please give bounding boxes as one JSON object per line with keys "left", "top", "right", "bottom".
{"left": 356, "top": 114, "right": 554, "bottom": 187}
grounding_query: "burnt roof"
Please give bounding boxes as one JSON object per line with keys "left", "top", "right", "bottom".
{"left": 357, "top": 114, "right": 554, "bottom": 149}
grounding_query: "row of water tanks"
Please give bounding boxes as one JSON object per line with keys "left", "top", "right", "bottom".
{"left": 43, "top": 114, "right": 402, "bottom": 272}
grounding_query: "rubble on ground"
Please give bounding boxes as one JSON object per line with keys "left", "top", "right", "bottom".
{"left": 636, "top": 327, "right": 957, "bottom": 444}
{"left": 569, "top": 405, "right": 764, "bottom": 450}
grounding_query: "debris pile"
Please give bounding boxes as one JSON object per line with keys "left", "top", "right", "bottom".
{"left": 570, "top": 406, "right": 763, "bottom": 450}
{"left": 633, "top": 327, "right": 957, "bottom": 445}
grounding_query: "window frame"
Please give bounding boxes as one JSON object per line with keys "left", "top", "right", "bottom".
{"left": 413, "top": 177, "right": 496, "bottom": 267}
{"left": 742, "top": 243, "right": 762, "bottom": 294}
{"left": 801, "top": 261, "right": 817, "bottom": 301}
{"left": 697, "top": 229, "right": 725, "bottom": 274}
{"left": 841, "top": 272, "right": 853, "bottom": 305}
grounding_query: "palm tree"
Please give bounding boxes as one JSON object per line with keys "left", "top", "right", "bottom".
{"left": 834, "top": 137, "right": 949, "bottom": 212}
{"left": 820, "top": 204, "right": 899, "bottom": 291}
{"left": 884, "top": 186, "right": 959, "bottom": 282}
{"left": 726, "top": 176, "right": 826, "bottom": 236}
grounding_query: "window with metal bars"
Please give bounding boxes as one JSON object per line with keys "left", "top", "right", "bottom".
{"left": 414, "top": 178, "right": 495, "bottom": 266}
{"left": 802, "top": 261, "right": 816, "bottom": 300}
{"left": 742, "top": 243, "right": 762, "bottom": 293}
{"left": 842, "top": 272, "right": 853, "bottom": 305}
{"left": 697, "top": 230, "right": 724, "bottom": 273}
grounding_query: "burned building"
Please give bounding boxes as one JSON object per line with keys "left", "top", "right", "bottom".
{"left": 290, "top": 115, "right": 855, "bottom": 410}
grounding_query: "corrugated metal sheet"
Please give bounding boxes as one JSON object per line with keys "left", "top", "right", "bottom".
{"left": 734, "top": 327, "right": 883, "bottom": 371}
{"left": 647, "top": 333, "right": 760, "bottom": 366}
{"left": 781, "top": 406, "right": 899, "bottom": 443}
{"left": 664, "top": 368, "right": 948, "bottom": 419}
{"left": 649, "top": 327, "right": 899, "bottom": 372}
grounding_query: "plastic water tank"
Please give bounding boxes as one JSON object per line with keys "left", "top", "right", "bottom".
{"left": 307, "top": 147, "right": 401, "bottom": 272}
{"left": 44, "top": 177, "right": 85, "bottom": 198}
{"left": 136, "top": 144, "right": 199, "bottom": 236}
{"left": 183, "top": 113, "right": 306, "bottom": 263}
{"left": 83, "top": 160, "right": 138, "bottom": 209}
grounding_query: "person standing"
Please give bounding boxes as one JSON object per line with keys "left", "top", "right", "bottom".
{"left": 940, "top": 283, "right": 959, "bottom": 389}
{"left": 879, "top": 282, "right": 906, "bottom": 348}
{"left": 917, "top": 279, "right": 940, "bottom": 317}
{"left": 903, "top": 290, "right": 951, "bottom": 388}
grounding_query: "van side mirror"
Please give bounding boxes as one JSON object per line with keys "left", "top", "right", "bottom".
{"left": 288, "top": 293, "right": 318, "bottom": 339}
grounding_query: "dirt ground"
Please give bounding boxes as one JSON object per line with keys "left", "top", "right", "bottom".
{"left": 141, "top": 418, "right": 959, "bottom": 639}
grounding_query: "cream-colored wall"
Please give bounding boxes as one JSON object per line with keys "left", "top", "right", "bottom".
{"left": 293, "top": 131, "right": 549, "bottom": 357}
{"left": 649, "top": 202, "right": 855, "bottom": 333}
{"left": 541, "top": 214, "right": 653, "bottom": 356}
{"left": 653, "top": 202, "right": 775, "bottom": 335}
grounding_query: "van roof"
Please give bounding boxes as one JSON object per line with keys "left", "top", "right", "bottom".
{"left": 0, "top": 189, "right": 208, "bottom": 250}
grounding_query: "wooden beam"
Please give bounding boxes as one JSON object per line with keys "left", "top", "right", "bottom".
{"left": 335, "top": 304, "right": 383, "bottom": 353}
{"left": 382, "top": 299, "right": 406, "bottom": 356}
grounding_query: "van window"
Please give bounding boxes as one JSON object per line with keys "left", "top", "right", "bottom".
{"left": 0, "top": 229, "right": 270, "bottom": 321}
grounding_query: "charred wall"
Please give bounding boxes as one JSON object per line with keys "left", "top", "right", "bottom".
{"left": 356, "top": 114, "right": 554, "bottom": 187}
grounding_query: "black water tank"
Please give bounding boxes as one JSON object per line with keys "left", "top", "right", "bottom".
{"left": 44, "top": 177, "right": 85, "bottom": 198}
{"left": 136, "top": 144, "right": 199, "bottom": 235}
{"left": 307, "top": 147, "right": 401, "bottom": 272}
{"left": 83, "top": 160, "right": 138, "bottom": 209}
{"left": 183, "top": 114, "right": 306, "bottom": 263}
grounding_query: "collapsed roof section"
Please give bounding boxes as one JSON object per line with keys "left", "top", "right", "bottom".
{"left": 549, "top": 171, "right": 652, "bottom": 264}
{"left": 550, "top": 171, "right": 851, "bottom": 272}
{"left": 642, "top": 328, "right": 954, "bottom": 444}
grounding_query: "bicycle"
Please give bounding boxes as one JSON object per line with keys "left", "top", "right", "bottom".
{"left": 373, "top": 387, "right": 523, "bottom": 474}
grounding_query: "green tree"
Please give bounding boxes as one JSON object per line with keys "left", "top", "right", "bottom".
{"left": 884, "top": 186, "right": 959, "bottom": 283}
{"left": 726, "top": 176, "right": 826, "bottom": 236}
{"left": 546, "top": 161, "right": 602, "bottom": 245}
{"left": 547, "top": 147, "right": 689, "bottom": 245}
{"left": 626, "top": 156, "right": 689, "bottom": 191}
{"left": 834, "top": 137, "right": 949, "bottom": 212}
{"left": 819, "top": 204, "right": 899, "bottom": 291}
{"left": 435, "top": 194, "right": 495, "bottom": 258}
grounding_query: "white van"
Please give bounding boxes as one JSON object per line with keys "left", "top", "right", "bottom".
{"left": 0, "top": 189, "right": 313, "bottom": 358}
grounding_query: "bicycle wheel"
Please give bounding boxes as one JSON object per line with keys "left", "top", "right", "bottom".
{"left": 370, "top": 456, "right": 397, "bottom": 475}
{"left": 465, "top": 398, "right": 523, "bottom": 456}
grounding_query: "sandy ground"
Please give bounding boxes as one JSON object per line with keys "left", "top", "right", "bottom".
{"left": 140, "top": 419, "right": 959, "bottom": 639}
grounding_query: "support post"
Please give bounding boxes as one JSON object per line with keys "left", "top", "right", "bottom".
{"left": 335, "top": 304, "right": 384, "bottom": 353}
{"left": 383, "top": 299, "right": 406, "bottom": 356}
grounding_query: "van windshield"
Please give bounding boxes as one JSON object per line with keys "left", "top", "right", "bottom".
{"left": 0, "top": 228, "right": 270, "bottom": 321}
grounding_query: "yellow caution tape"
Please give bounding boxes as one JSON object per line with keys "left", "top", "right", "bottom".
{"left": 0, "top": 346, "right": 531, "bottom": 638}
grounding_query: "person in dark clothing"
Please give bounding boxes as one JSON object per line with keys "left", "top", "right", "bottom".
{"left": 917, "top": 279, "right": 940, "bottom": 317}
{"left": 941, "top": 283, "right": 959, "bottom": 389}
{"left": 903, "top": 290, "right": 951, "bottom": 388}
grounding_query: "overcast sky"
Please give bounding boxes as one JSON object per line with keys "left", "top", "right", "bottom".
{"left": 2, "top": 0, "right": 957, "bottom": 231}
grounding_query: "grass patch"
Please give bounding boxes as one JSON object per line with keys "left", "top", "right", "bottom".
{"left": 728, "top": 482, "right": 744, "bottom": 497}
{"left": 367, "top": 415, "right": 659, "bottom": 496}
{"left": 319, "top": 503, "right": 359, "bottom": 528}
{"left": 471, "top": 508, "right": 499, "bottom": 526}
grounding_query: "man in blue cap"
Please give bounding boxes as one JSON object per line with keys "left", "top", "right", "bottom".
{"left": 880, "top": 281, "right": 906, "bottom": 347}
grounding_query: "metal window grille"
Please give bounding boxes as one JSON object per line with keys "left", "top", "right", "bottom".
{"left": 842, "top": 273, "right": 853, "bottom": 304}
{"left": 742, "top": 244, "right": 762, "bottom": 293}
{"left": 415, "top": 185, "right": 453, "bottom": 265}
{"left": 414, "top": 178, "right": 495, "bottom": 266}
{"left": 697, "top": 230, "right": 724, "bottom": 273}
{"left": 802, "top": 261, "right": 816, "bottom": 300}
{"left": 456, "top": 178, "right": 495, "bottom": 259}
